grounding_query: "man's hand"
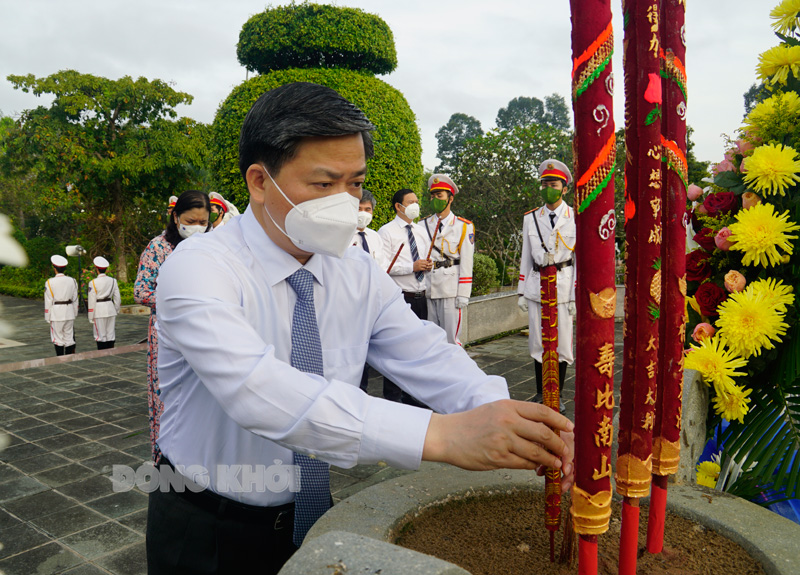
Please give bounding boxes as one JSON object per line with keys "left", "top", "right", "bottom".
{"left": 455, "top": 296, "right": 469, "bottom": 309}
{"left": 536, "top": 429, "right": 575, "bottom": 492}
{"left": 518, "top": 296, "right": 528, "bottom": 313}
{"left": 422, "top": 400, "right": 574, "bottom": 480}
{"left": 568, "top": 301, "right": 577, "bottom": 316}
{"left": 413, "top": 259, "right": 433, "bottom": 272}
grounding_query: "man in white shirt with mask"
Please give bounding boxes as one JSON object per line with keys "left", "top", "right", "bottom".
{"left": 149, "top": 82, "right": 574, "bottom": 575}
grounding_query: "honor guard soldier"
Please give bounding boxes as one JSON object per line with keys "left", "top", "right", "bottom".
{"left": 88, "top": 256, "right": 121, "bottom": 350}
{"left": 422, "top": 174, "right": 474, "bottom": 346}
{"left": 44, "top": 254, "right": 79, "bottom": 356}
{"left": 167, "top": 195, "right": 177, "bottom": 217}
{"left": 518, "top": 159, "right": 576, "bottom": 408}
{"left": 209, "top": 191, "right": 241, "bottom": 229}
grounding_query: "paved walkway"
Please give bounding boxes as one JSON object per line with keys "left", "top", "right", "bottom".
{"left": 0, "top": 294, "right": 623, "bottom": 575}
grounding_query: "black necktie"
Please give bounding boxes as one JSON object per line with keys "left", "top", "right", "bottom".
{"left": 549, "top": 212, "right": 557, "bottom": 229}
{"left": 406, "top": 225, "right": 424, "bottom": 282}
{"left": 358, "top": 231, "right": 369, "bottom": 253}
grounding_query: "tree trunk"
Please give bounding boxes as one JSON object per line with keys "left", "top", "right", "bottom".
{"left": 112, "top": 180, "right": 128, "bottom": 283}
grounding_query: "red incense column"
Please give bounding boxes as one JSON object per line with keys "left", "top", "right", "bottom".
{"left": 648, "top": 0, "right": 688, "bottom": 554}
{"left": 616, "top": 1, "right": 663, "bottom": 574}
{"left": 568, "top": 4, "right": 617, "bottom": 574}
{"left": 541, "top": 266, "right": 562, "bottom": 561}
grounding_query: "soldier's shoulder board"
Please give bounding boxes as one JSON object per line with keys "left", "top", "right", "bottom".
{"left": 457, "top": 216, "right": 473, "bottom": 225}
{"left": 524, "top": 209, "right": 536, "bottom": 215}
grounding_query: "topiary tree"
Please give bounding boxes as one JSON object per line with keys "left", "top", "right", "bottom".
{"left": 211, "top": 3, "right": 422, "bottom": 228}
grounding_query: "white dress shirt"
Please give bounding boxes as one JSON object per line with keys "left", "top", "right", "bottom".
{"left": 156, "top": 207, "right": 508, "bottom": 506}
{"left": 377, "top": 216, "right": 429, "bottom": 293}
{"left": 349, "top": 227, "right": 387, "bottom": 269}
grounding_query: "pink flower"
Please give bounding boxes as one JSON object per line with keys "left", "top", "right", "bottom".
{"left": 644, "top": 73, "right": 662, "bottom": 104}
{"left": 735, "top": 139, "right": 754, "bottom": 155}
{"left": 687, "top": 184, "right": 704, "bottom": 201}
{"left": 692, "top": 323, "right": 716, "bottom": 343}
{"left": 696, "top": 204, "right": 709, "bottom": 216}
{"left": 712, "top": 159, "right": 736, "bottom": 175}
{"left": 723, "top": 270, "right": 746, "bottom": 293}
{"left": 715, "top": 227, "right": 734, "bottom": 251}
{"left": 741, "top": 192, "right": 761, "bottom": 210}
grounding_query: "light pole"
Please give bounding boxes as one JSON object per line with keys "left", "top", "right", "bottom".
{"left": 66, "top": 245, "right": 87, "bottom": 313}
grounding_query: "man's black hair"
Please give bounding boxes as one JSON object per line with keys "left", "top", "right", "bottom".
{"left": 164, "top": 190, "right": 212, "bottom": 248}
{"left": 53, "top": 265, "right": 67, "bottom": 274}
{"left": 239, "top": 82, "right": 376, "bottom": 181}
{"left": 390, "top": 188, "right": 416, "bottom": 213}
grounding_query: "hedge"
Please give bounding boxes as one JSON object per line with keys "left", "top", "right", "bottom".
{"left": 472, "top": 253, "right": 499, "bottom": 296}
{"left": 210, "top": 67, "right": 423, "bottom": 229}
{"left": 237, "top": 4, "right": 397, "bottom": 76}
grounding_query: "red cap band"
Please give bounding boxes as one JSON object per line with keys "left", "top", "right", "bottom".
{"left": 540, "top": 168, "right": 569, "bottom": 182}
{"left": 210, "top": 197, "right": 228, "bottom": 212}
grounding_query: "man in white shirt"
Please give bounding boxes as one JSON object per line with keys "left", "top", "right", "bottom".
{"left": 148, "top": 82, "right": 574, "bottom": 575}
{"left": 349, "top": 188, "right": 386, "bottom": 392}
{"left": 518, "top": 159, "right": 577, "bottom": 411}
{"left": 87, "top": 256, "right": 121, "bottom": 350}
{"left": 44, "top": 254, "right": 79, "bottom": 356}
{"left": 376, "top": 188, "right": 432, "bottom": 404}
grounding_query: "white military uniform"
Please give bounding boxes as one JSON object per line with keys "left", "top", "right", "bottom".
{"left": 518, "top": 201, "right": 576, "bottom": 363}
{"left": 44, "top": 273, "right": 79, "bottom": 347}
{"left": 350, "top": 227, "right": 387, "bottom": 269}
{"left": 88, "top": 272, "right": 121, "bottom": 343}
{"left": 422, "top": 212, "right": 475, "bottom": 345}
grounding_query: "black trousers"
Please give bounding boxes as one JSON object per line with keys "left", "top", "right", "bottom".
{"left": 146, "top": 484, "right": 297, "bottom": 574}
{"left": 534, "top": 360, "right": 568, "bottom": 395}
{"left": 383, "top": 291, "right": 428, "bottom": 407}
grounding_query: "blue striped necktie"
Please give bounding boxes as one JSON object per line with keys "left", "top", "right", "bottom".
{"left": 286, "top": 269, "right": 331, "bottom": 547}
{"left": 406, "top": 224, "right": 424, "bottom": 282}
{"left": 358, "top": 231, "right": 370, "bottom": 253}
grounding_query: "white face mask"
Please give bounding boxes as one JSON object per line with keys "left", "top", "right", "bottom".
{"left": 356, "top": 211, "right": 373, "bottom": 229}
{"left": 263, "top": 169, "right": 359, "bottom": 258}
{"left": 178, "top": 224, "right": 207, "bottom": 239}
{"left": 403, "top": 202, "right": 420, "bottom": 221}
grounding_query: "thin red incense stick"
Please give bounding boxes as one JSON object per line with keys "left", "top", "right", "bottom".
{"left": 385, "top": 244, "right": 404, "bottom": 274}
{"left": 648, "top": 0, "right": 688, "bottom": 554}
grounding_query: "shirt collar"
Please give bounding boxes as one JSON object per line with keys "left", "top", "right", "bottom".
{"left": 240, "top": 206, "right": 325, "bottom": 288}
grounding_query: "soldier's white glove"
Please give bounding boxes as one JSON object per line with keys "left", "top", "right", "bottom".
{"left": 568, "top": 301, "right": 577, "bottom": 316}
{"left": 518, "top": 296, "right": 528, "bottom": 313}
{"left": 455, "top": 296, "right": 469, "bottom": 309}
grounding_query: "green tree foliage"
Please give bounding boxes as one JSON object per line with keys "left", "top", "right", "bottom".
{"left": 2, "top": 70, "right": 210, "bottom": 281}
{"left": 237, "top": 3, "right": 397, "bottom": 76}
{"left": 471, "top": 253, "right": 499, "bottom": 296}
{"left": 211, "top": 4, "right": 422, "bottom": 230}
{"left": 495, "top": 94, "right": 571, "bottom": 132}
{"left": 434, "top": 113, "right": 483, "bottom": 173}
{"left": 451, "top": 124, "right": 573, "bottom": 283}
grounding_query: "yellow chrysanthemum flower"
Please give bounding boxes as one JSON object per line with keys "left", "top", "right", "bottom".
{"left": 729, "top": 202, "right": 800, "bottom": 267}
{"left": 746, "top": 92, "right": 800, "bottom": 130}
{"left": 716, "top": 289, "right": 789, "bottom": 358}
{"left": 696, "top": 461, "right": 721, "bottom": 488}
{"left": 684, "top": 335, "right": 748, "bottom": 388}
{"left": 771, "top": 0, "right": 800, "bottom": 35}
{"left": 745, "top": 277, "right": 795, "bottom": 312}
{"left": 712, "top": 383, "right": 752, "bottom": 424}
{"left": 742, "top": 143, "right": 800, "bottom": 196}
{"left": 757, "top": 44, "right": 800, "bottom": 85}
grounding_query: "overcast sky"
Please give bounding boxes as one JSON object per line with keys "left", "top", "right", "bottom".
{"left": 0, "top": 0, "right": 778, "bottom": 174}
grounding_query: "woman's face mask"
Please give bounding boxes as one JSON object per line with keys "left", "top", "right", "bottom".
{"left": 262, "top": 168, "right": 359, "bottom": 258}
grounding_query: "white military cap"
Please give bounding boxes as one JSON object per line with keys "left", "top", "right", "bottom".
{"left": 428, "top": 174, "right": 460, "bottom": 195}
{"left": 538, "top": 159, "right": 573, "bottom": 185}
{"left": 50, "top": 255, "right": 68, "bottom": 267}
{"left": 93, "top": 256, "right": 110, "bottom": 269}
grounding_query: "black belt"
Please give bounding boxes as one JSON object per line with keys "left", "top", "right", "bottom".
{"left": 157, "top": 457, "right": 294, "bottom": 529}
{"left": 433, "top": 258, "right": 461, "bottom": 269}
{"left": 532, "top": 258, "right": 573, "bottom": 273}
{"left": 96, "top": 297, "right": 112, "bottom": 302}
{"left": 54, "top": 300, "right": 73, "bottom": 305}
{"left": 402, "top": 290, "right": 426, "bottom": 299}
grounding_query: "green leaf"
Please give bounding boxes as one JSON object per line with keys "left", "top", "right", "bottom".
{"left": 713, "top": 171, "right": 744, "bottom": 190}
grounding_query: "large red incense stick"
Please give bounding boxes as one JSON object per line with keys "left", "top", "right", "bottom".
{"left": 648, "top": 0, "right": 688, "bottom": 554}
{"left": 568, "top": 3, "right": 616, "bottom": 574}
{"left": 541, "top": 265, "right": 562, "bottom": 561}
{"left": 616, "top": 1, "right": 663, "bottom": 572}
